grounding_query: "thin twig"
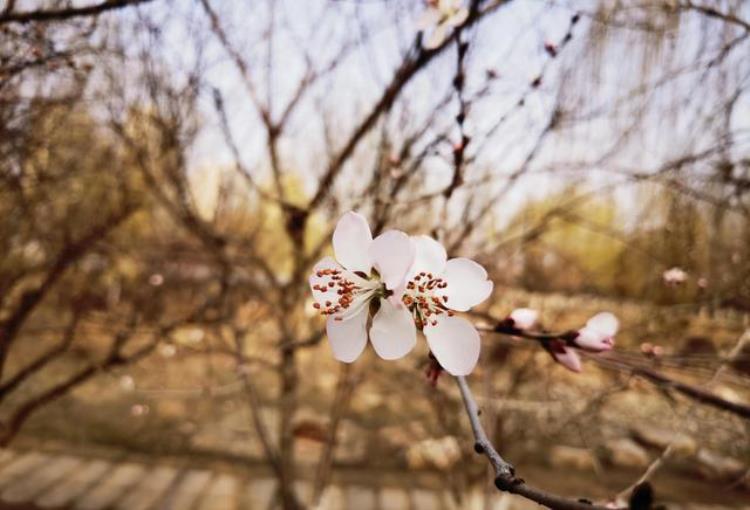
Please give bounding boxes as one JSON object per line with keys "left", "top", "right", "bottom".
{"left": 456, "top": 376, "right": 624, "bottom": 510}
{"left": 0, "top": 0, "right": 154, "bottom": 24}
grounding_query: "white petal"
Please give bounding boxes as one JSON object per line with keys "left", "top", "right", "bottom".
{"left": 585, "top": 312, "right": 619, "bottom": 336}
{"left": 369, "top": 299, "right": 417, "bottom": 360}
{"left": 370, "top": 230, "right": 415, "bottom": 290}
{"left": 411, "top": 235, "right": 447, "bottom": 277}
{"left": 509, "top": 308, "right": 538, "bottom": 330}
{"left": 333, "top": 211, "right": 373, "bottom": 274}
{"left": 326, "top": 307, "right": 368, "bottom": 363}
{"left": 424, "top": 316, "right": 480, "bottom": 376}
{"left": 439, "top": 258, "right": 493, "bottom": 312}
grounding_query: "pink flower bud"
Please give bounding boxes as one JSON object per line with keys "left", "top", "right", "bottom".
{"left": 509, "top": 308, "right": 538, "bottom": 330}
{"left": 551, "top": 344, "right": 581, "bottom": 373}
{"left": 574, "top": 312, "right": 617, "bottom": 352}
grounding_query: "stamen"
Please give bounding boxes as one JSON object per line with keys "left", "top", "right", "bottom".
{"left": 312, "top": 268, "right": 374, "bottom": 318}
{"left": 401, "top": 273, "right": 452, "bottom": 329}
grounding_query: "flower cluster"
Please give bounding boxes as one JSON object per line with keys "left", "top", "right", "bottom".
{"left": 310, "top": 212, "right": 492, "bottom": 375}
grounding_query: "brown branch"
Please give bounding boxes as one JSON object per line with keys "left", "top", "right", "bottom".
{"left": 0, "top": 321, "right": 153, "bottom": 446}
{"left": 306, "top": 0, "right": 514, "bottom": 213}
{"left": 0, "top": 205, "right": 136, "bottom": 379}
{"left": 311, "top": 363, "right": 357, "bottom": 505}
{"left": 0, "top": 0, "right": 155, "bottom": 24}
{"left": 0, "top": 309, "right": 81, "bottom": 401}
{"left": 456, "top": 376, "right": 624, "bottom": 510}
{"left": 681, "top": 2, "right": 750, "bottom": 33}
{"left": 590, "top": 353, "right": 750, "bottom": 420}
{"left": 233, "top": 330, "right": 301, "bottom": 510}
{"left": 477, "top": 319, "right": 750, "bottom": 420}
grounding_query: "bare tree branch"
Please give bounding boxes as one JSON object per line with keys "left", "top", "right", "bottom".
{"left": 456, "top": 375, "right": 624, "bottom": 510}
{"left": 0, "top": 0, "right": 155, "bottom": 25}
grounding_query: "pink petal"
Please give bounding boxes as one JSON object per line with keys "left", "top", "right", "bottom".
{"left": 438, "top": 258, "right": 493, "bottom": 312}
{"left": 410, "top": 235, "right": 447, "bottom": 278}
{"left": 552, "top": 346, "right": 582, "bottom": 373}
{"left": 326, "top": 306, "right": 368, "bottom": 363}
{"left": 575, "top": 312, "right": 618, "bottom": 352}
{"left": 574, "top": 328, "right": 615, "bottom": 352}
{"left": 332, "top": 211, "right": 372, "bottom": 275}
{"left": 424, "top": 315, "right": 480, "bottom": 376}
{"left": 369, "top": 299, "right": 417, "bottom": 360}
{"left": 370, "top": 230, "right": 415, "bottom": 290}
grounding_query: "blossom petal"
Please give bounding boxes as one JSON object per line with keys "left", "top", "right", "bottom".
{"left": 551, "top": 346, "right": 582, "bottom": 373}
{"left": 509, "top": 308, "right": 538, "bottom": 330}
{"left": 370, "top": 230, "right": 415, "bottom": 290}
{"left": 574, "top": 312, "right": 618, "bottom": 352}
{"left": 332, "top": 211, "right": 373, "bottom": 274}
{"left": 326, "top": 307, "right": 368, "bottom": 363}
{"left": 424, "top": 315, "right": 480, "bottom": 376}
{"left": 411, "top": 235, "right": 447, "bottom": 277}
{"left": 439, "top": 258, "right": 493, "bottom": 312}
{"left": 574, "top": 328, "right": 615, "bottom": 351}
{"left": 586, "top": 312, "right": 619, "bottom": 336}
{"left": 369, "top": 299, "right": 417, "bottom": 360}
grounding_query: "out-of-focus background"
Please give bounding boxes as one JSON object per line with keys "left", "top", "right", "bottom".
{"left": 1, "top": 0, "right": 749, "bottom": 508}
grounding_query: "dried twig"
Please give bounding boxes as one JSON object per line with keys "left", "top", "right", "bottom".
{"left": 0, "top": 0, "right": 155, "bottom": 25}
{"left": 456, "top": 375, "right": 624, "bottom": 510}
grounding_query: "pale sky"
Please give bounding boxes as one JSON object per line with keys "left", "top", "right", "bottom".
{"left": 105, "top": 0, "right": 750, "bottom": 226}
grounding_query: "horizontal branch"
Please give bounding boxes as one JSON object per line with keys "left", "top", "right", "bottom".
{"left": 456, "top": 376, "right": 624, "bottom": 510}
{"left": 591, "top": 353, "right": 750, "bottom": 420}
{"left": 480, "top": 319, "right": 750, "bottom": 420}
{"left": 0, "top": 0, "right": 155, "bottom": 24}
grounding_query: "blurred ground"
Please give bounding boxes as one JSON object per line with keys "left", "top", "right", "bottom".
{"left": 4, "top": 290, "right": 749, "bottom": 508}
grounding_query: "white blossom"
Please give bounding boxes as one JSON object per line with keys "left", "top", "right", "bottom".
{"left": 396, "top": 235, "right": 493, "bottom": 375}
{"left": 311, "top": 213, "right": 493, "bottom": 376}
{"left": 310, "top": 212, "right": 415, "bottom": 363}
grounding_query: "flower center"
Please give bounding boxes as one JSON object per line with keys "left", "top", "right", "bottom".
{"left": 401, "top": 272, "right": 453, "bottom": 329}
{"left": 312, "top": 268, "right": 380, "bottom": 321}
